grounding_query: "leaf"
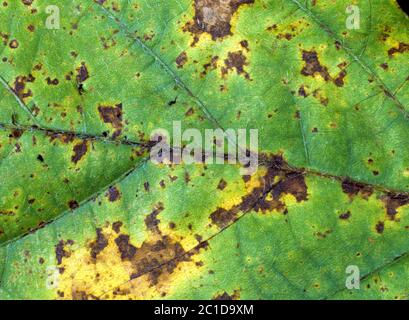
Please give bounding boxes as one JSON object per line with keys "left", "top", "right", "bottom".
{"left": 0, "top": 0, "right": 408, "bottom": 299}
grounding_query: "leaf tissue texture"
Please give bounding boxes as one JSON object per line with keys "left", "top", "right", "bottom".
{"left": 0, "top": 0, "right": 408, "bottom": 300}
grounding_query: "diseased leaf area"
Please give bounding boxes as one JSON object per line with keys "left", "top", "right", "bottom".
{"left": 0, "top": 0, "right": 408, "bottom": 300}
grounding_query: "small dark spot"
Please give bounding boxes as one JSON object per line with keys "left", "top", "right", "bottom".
{"left": 106, "top": 186, "right": 121, "bottom": 202}
{"left": 339, "top": 211, "right": 351, "bottom": 220}
{"left": 376, "top": 221, "right": 384, "bottom": 234}
{"left": 68, "top": 200, "right": 79, "bottom": 210}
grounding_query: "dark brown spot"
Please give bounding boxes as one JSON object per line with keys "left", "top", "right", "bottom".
{"left": 106, "top": 186, "right": 121, "bottom": 202}
{"left": 176, "top": 51, "right": 188, "bottom": 68}
{"left": 55, "top": 240, "right": 74, "bottom": 265}
{"left": 9, "top": 39, "right": 18, "bottom": 49}
{"left": 112, "top": 221, "right": 123, "bottom": 233}
{"left": 76, "top": 62, "right": 89, "bottom": 83}
{"left": 114, "top": 234, "right": 137, "bottom": 260}
{"left": 89, "top": 228, "right": 108, "bottom": 259}
{"left": 339, "top": 211, "right": 351, "bottom": 220}
{"left": 382, "top": 193, "right": 409, "bottom": 220}
{"left": 217, "top": 179, "right": 227, "bottom": 190}
{"left": 388, "top": 42, "right": 409, "bottom": 57}
{"left": 68, "top": 200, "right": 79, "bottom": 210}
{"left": 376, "top": 221, "right": 384, "bottom": 234}
{"left": 71, "top": 140, "right": 88, "bottom": 164}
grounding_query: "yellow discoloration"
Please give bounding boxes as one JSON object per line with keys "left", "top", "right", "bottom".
{"left": 55, "top": 222, "right": 207, "bottom": 300}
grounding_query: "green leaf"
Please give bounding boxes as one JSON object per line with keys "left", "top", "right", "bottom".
{"left": 0, "top": 0, "right": 408, "bottom": 299}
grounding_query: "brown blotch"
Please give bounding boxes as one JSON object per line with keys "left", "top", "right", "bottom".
{"left": 98, "top": 103, "right": 123, "bottom": 138}
{"left": 71, "top": 140, "right": 88, "bottom": 164}
{"left": 341, "top": 179, "right": 373, "bottom": 200}
{"left": 145, "top": 203, "right": 164, "bottom": 233}
{"left": 387, "top": 42, "right": 409, "bottom": 58}
{"left": 381, "top": 193, "right": 409, "bottom": 220}
{"left": 301, "top": 50, "right": 331, "bottom": 81}
{"left": 221, "top": 50, "right": 251, "bottom": 80}
{"left": 112, "top": 221, "right": 123, "bottom": 233}
{"left": 211, "top": 154, "right": 308, "bottom": 228}
{"left": 55, "top": 240, "right": 74, "bottom": 265}
{"left": 89, "top": 228, "right": 108, "bottom": 260}
{"left": 176, "top": 51, "right": 188, "bottom": 68}
{"left": 183, "top": 0, "right": 255, "bottom": 46}
{"left": 106, "top": 186, "right": 121, "bottom": 202}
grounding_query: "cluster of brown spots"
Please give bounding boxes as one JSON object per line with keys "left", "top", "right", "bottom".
{"left": 12, "top": 75, "right": 34, "bottom": 101}
{"left": 213, "top": 290, "right": 240, "bottom": 300}
{"left": 0, "top": 210, "right": 15, "bottom": 216}
{"left": 46, "top": 132, "right": 75, "bottom": 144}
{"left": 0, "top": 31, "right": 9, "bottom": 45}
{"left": 387, "top": 42, "right": 409, "bottom": 58}
{"left": 201, "top": 56, "right": 219, "bottom": 77}
{"left": 221, "top": 50, "right": 251, "bottom": 80}
{"left": 175, "top": 51, "right": 188, "bottom": 69}
{"left": 71, "top": 140, "right": 88, "bottom": 164}
{"left": 211, "top": 154, "right": 308, "bottom": 228}
{"left": 46, "top": 77, "right": 59, "bottom": 85}
{"left": 55, "top": 239, "right": 74, "bottom": 265}
{"left": 301, "top": 50, "right": 331, "bottom": 81}
{"left": 98, "top": 103, "right": 123, "bottom": 138}
{"left": 381, "top": 193, "right": 409, "bottom": 220}
{"left": 267, "top": 20, "right": 309, "bottom": 41}
{"left": 312, "top": 89, "right": 329, "bottom": 106}
{"left": 106, "top": 186, "right": 121, "bottom": 202}
{"left": 298, "top": 85, "right": 308, "bottom": 97}
{"left": 341, "top": 179, "right": 373, "bottom": 200}
{"left": 183, "top": 0, "right": 255, "bottom": 46}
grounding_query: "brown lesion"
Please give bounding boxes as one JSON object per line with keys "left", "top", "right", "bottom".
{"left": 97, "top": 103, "right": 123, "bottom": 139}
{"left": 301, "top": 50, "right": 348, "bottom": 87}
{"left": 71, "top": 140, "right": 88, "bottom": 164}
{"left": 175, "top": 51, "right": 188, "bottom": 69}
{"left": 183, "top": 0, "right": 255, "bottom": 46}
{"left": 387, "top": 42, "right": 409, "bottom": 58}
{"left": 221, "top": 50, "right": 251, "bottom": 80}
{"left": 12, "top": 75, "right": 35, "bottom": 101}
{"left": 210, "top": 154, "right": 308, "bottom": 228}
{"left": 381, "top": 193, "right": 409, "bottom": 221}
{"left": 341, "top": 179, "right": 373, "bottom": 200}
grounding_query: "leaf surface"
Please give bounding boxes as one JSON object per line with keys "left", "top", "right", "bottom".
{"left": 0, "top": 0, "right": 408, "bottom": 299}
